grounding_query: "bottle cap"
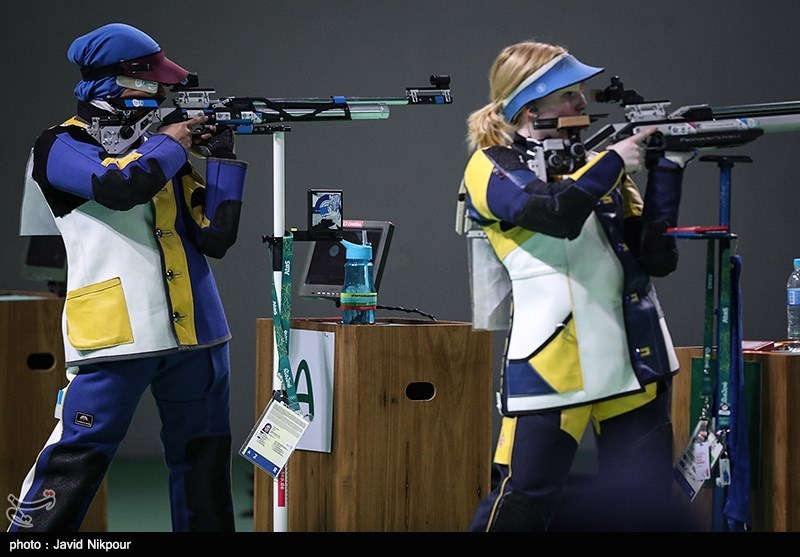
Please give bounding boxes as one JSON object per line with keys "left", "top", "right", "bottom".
{"left": 341, "top": 239, "right": 372, "bottom": 260}
{"left": 795, "top": 258, "right": 800, "bottom": 269}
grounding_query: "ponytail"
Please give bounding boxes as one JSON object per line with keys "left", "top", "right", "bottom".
{"left": 466, "top": 101, "right": 515, "bottom": 152}
{"left": 466, "top": 40, "right": 568, "bottom": 153}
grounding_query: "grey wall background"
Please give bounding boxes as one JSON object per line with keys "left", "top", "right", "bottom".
{"left": 3, "top": 0, "right": 800, "bottom": 457}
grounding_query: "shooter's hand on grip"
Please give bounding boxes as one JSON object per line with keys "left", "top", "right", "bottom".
{"left": 158, "top": 115, "right": 209, "bottom": 152}
{"left": 608, "top": 126, "right": 657, "bottom": 174}
{"left": 192, "top": 125, "right": 237, "bottom": 159}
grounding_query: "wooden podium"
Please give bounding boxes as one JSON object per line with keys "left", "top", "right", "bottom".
{"left": 252, "top": 318, "right": 493, "bottom": 532}
{"left": 0, "top": 294, "right": 107, "bottom": 532}
{"left": 673, "top": 347, "right": 800, "bottom": 532}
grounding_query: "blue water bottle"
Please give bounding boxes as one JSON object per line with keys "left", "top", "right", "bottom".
{"left": 340, "top": 239, "right": 376, "bottom": 324}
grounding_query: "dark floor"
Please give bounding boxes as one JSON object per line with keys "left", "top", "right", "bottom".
{"left": 105, "top": 445, "right": 708, "bottom": 533}
{"left": 106, "top": 455, "right": 255, "bottom": 532}
{"left": 104, "top": 431, "right": 598, "bottom": 532}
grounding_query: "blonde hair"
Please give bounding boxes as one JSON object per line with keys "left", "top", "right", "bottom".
{"left": 466, "top": 41, "right": 568, "bottom": 151}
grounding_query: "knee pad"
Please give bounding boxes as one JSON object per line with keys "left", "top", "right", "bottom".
{"left": 488, "top": 491, "right": 548, "bottom": 532}
{"left": 183, "top": 434, "right": 235, "bottom": 532}
{"left": 9, "top": 445, "right": 109, "bottom": 532}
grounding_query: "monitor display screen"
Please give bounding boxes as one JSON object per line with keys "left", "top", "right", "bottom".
{"left": 20, "top": 234, "right": 67, "bottom": 295}
{"left": 297, "top": 219, "right": 394, "bottom": 299}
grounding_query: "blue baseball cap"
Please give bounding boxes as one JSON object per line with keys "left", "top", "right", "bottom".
{"left": 502, "top": 53, "right": 604, "bottom": 121}
{"left": 68, "top": 23, "right": 190, "bottom": 100}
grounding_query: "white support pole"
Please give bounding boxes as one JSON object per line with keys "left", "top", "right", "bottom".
{"left": 246, "top": 84, "right": 446, "bottom": 531}
{"left": 272, "top": 131, "right": 288, "bottom": 532}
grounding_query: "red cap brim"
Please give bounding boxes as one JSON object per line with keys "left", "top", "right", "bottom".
{"left": 120, "top": 51, "right": 190, "bottom": 85}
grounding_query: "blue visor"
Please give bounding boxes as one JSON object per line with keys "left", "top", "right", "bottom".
{"left": 502, "top": 54, "right": 604, "bottom": 121}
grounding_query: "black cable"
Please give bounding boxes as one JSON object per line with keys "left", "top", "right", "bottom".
{"left": 331, "top": 299, "right": 437, "bottom": 321}
{"left": 377, "top": 304, "right": 437, "bottom": 321}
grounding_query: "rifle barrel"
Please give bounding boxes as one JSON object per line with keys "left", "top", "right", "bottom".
{"left": 267, "top": 96, "right": 410, "bottom": 105}
{"left": 251, "top": 102, "right": 391, "bottom": 121}
{"left": 711, "top": 100, "right": 800, "bottom": 118}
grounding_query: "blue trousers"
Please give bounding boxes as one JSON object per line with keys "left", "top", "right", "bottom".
{"left": 470, "top": 381, "right": 677, "bottom": 532}
{"left": 7, "top": 344, "right": 235, "bottom": 532}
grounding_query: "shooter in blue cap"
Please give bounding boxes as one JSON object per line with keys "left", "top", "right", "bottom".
{"left": 461, "top": 40, "right": 695, "bottom": 531}
{"left": 8, "top": 23, "right": 247, "bottom": 532}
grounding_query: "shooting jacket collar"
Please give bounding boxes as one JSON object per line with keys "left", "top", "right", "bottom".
{"left": 76, "top": 100, "right": 117, "bottom": 124}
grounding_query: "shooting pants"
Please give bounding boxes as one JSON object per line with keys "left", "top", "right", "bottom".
{"left": 470, "top": 380, "right": 677, "bottom": 532}
{"left": 7, "top": 343, "right": 235, "bottom": 532}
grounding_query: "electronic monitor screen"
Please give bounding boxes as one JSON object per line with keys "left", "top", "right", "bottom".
{"left": 298, "top": 219, "right": 394, "bottom": 299}
{"left": 20, "top": 234, "right": 67, "bottom": 293}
